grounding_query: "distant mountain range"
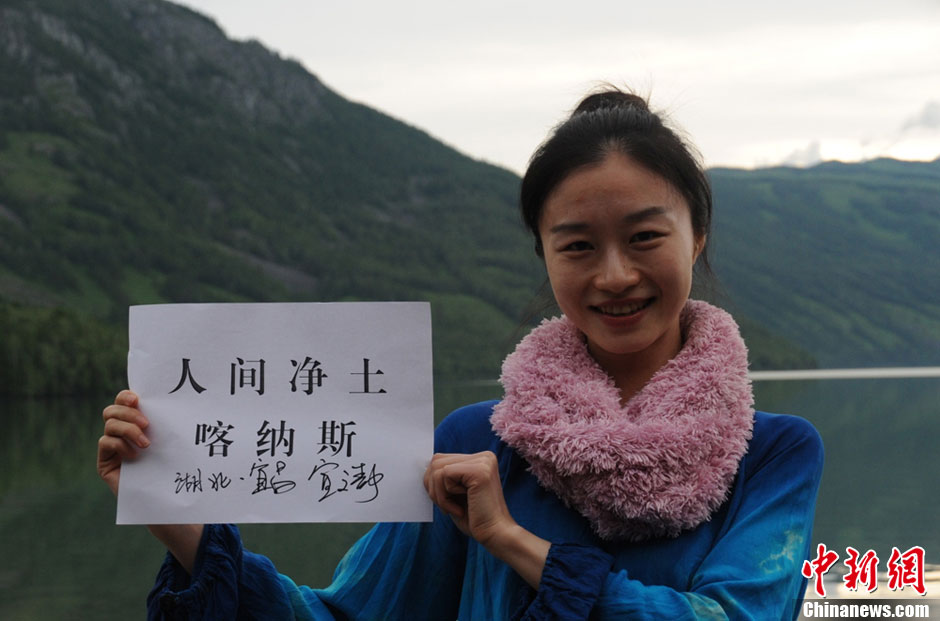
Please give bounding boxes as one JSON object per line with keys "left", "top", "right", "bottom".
{"left": 1, "top": 0, "right": 937, "bottom": 394}
{"left": 710, "top": 159, "right": 940, "bottom": 367}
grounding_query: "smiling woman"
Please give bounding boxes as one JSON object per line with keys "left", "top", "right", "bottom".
{"left": 98, "top": 87, "right": 824, "bottom": 619}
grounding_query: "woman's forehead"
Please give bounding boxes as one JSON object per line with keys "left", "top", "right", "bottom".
{"left": 540, "top": 155, "right": 689, "bottom": 228}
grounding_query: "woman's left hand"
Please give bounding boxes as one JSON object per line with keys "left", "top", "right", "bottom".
{"left": 424, "top": 451, "right": 551, "bottom": 588}
{"left": 423, "top": 451, "right": 514, "bottom": 548}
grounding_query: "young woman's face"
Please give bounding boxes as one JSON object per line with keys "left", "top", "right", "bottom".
{"left": 538, "top": 152, "right": 704, "bottom": 373}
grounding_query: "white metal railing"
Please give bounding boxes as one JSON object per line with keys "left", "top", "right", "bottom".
{"left": 459, "top": 368, "right": 940, "bottom": 386}
{"left": 748, "top": 367, "right": 940, "bottom": 381}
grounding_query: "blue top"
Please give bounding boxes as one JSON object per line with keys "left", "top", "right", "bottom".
{"left": 148, "top": 401, "right": 823, "bottom": 620}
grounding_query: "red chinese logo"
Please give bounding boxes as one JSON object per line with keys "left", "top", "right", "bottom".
{"left": 887, "top": 546, "right": 926, "bottom": 596}
{"left": 802, "top": 543, "right": 840, "bottom": 597}
{"left": 843, "top": 547, "right": 879, "bottom": 593}
{"left": 802, "top": 544, "right": 928, "bottom": 597}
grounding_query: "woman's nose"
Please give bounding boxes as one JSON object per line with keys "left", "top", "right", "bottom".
{"left": 594, "top": 249, "right": 640, "bottom": 292}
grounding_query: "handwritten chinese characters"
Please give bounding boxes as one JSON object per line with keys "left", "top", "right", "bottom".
{"left": 117, "top": 302, "right": 433, "bottom": 525}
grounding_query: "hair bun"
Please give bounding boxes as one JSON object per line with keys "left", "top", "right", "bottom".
{"left": 573, "top": 89, "right": 650, "bottom": 116}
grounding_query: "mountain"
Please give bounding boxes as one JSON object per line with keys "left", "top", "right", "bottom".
{"left": 1, "top": 0, "right": 937, "bottom": 395}
{"left": 710, "top": 159, "right": 940, "bottom": 367}
{"left": 0, "top": 0, "right": 542, "bottom": 392}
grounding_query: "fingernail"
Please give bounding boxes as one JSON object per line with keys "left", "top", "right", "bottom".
{"left": 139, "top": 436, "right": 150, "bottom": 448}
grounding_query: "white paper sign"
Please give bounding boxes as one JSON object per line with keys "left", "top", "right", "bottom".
{"left": 117, "top": 302, "right": 433, "bottom": 525}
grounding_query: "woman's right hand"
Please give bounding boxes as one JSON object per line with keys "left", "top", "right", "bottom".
{"left": 97, "top": 390, "right": 204, "bottom": 574}
{"left": 98, "top": 389, "right": 150, "bottom": 497}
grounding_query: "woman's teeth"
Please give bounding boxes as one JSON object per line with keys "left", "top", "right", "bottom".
{"left": 597, "top": 300, "right": 651, "bottom": 316}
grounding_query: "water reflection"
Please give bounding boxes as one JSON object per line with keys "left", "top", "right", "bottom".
{"left": 753, "top": 378, "right": 939, "bottom": 564}
{"left": 0, "top": 395, "right": 167, "bottom": 619}
{"left": 0, "top": 378, "right": 936, "bottom": 618}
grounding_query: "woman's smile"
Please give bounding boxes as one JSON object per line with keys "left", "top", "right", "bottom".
{"left": 590, "top": 298, "right": 655, "bottom": 331}
{"left": 590, "top": 298, "right": 654, "bottom": 317}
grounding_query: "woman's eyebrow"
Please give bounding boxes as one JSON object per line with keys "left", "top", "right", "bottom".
{"left": 622, "top": 206, "right": 670, "bottom": 225}
{"left": 548, "top": 206, "right": 671, "bottom": 235}
{"left": 548, "top": 221, "right": 589, "bottom": 235}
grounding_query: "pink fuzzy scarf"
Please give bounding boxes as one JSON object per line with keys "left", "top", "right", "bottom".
{"left": 490, "top": 300, "right": 754, "bottom": 541}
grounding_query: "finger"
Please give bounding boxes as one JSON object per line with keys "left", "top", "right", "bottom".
{"left": 424, "top": 454, "right": 457, "bottom": 496}
{"left": 425, "top": 467, "right": 468, "bottom": 518}
{"left": 443, "top": 474, "right": 468, "bottom": 496}
{"left": 103, "top": 417, "right": 151, "bottom": 448}
{"left": 424, "top": 467, "right": 449, "bottom": 508}
{"left": 105, "top": 391, "right": 147, "bottom": 427}
{"left": 426, "top": 452, "right": 494, "bottom": 500}
{"left": 102, "top": 403, "right": 150, "bottom": 430}
{"left": 97, "top": 434, "right": 141, "bottom": 463}
{"left": 442, "top": 460, "right": 509, "bottom": 517}
{"left": 429, "top": 452, "right": 487, "bottom": 467}
{"left": 440, "top": 461, "right": 490, "bottom": 497}
{"left": 115, "top": 390, "right": 139, "bottom": 408}
{"left": 423, "top": 462, "right": 432, "bottom": 492}
{"left": 434, "top": 491, "right": 467, "bottom": 520}
{"left": 432, "top": 452, "right": 500, "bottom": 478}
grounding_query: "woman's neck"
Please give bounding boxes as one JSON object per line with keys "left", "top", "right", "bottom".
{"left": 587, "top": 325, "right": 683, "bottom": 406}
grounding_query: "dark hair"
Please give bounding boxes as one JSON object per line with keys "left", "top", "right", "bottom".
{"left": 520, "top": 87, "right": 713, "bottom": 274}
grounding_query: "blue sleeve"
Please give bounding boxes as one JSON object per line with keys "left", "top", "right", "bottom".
{"left": 513, "top": 544, "right": 615, "bottom": 621}
{"left": 147, "top": 426, "right": 469, "bottom": 620}
{"left": 520, "top": 415, "right": 824, "bottom": 620}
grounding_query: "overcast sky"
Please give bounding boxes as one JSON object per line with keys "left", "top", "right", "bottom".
{"left": 176, "top": 0, "right": 940, "bottom": 174}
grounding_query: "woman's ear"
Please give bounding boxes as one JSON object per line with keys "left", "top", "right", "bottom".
{"left": 693, "top": 234, "right": 707, "bottom": 263}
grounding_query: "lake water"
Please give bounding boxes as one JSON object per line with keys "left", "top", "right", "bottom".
{"left": 1, "top": 377, "right": 937, "bottom": 618}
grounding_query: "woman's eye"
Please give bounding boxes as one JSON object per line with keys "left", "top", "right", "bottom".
{"left": 562, "top": 241, "right": 592, "bottom": 252}
{"left": 631, "top": 231, "right": 662, "bottom": 243}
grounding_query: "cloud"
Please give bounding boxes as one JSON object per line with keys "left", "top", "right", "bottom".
{"left": 901, "top": 100, "right": 940, "bottom": 132}
{"left": 781, "top": 141, "right": 823, "bottom": 167}
{"left": 175, "top": 0, "right": 940, "bottom": 171}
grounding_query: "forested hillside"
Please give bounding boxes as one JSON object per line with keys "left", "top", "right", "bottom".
{"left": 0, "top": 0, "right": 539, "bottom": 392}
{"left": 711, "top": 159, "right": 940, "bottom": 366}
{"left": 1, "top": 0, "right": 937, "bottom": 395}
